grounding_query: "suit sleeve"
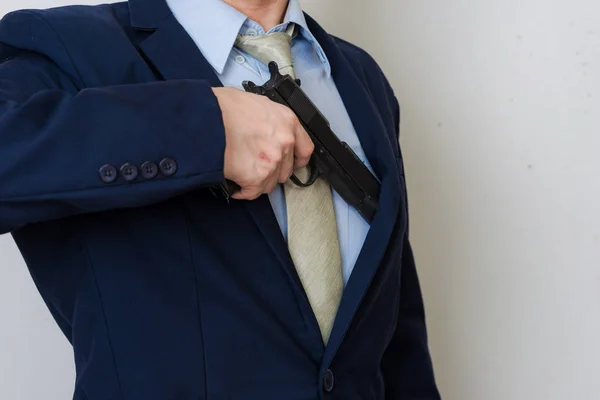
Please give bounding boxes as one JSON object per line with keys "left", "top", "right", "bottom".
{"left": 381, "top": 95, "right": 441, "bottom": 399}
{"left": 0, "top": 11, "right": 226, "bottom": 234}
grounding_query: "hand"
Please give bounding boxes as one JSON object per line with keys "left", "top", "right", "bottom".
{"left": 212, "top": 87, "right": 314, "bottom": 200}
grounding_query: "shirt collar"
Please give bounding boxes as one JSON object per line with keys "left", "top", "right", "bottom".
{"left": 165, "top": 0, "right": 331, "bottom": 77}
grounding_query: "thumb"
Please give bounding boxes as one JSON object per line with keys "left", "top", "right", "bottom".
{"left": 231, "top": 186, "right": 259, "bottom": 201}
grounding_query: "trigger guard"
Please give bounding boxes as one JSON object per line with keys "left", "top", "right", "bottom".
{"left": 290, "top": 157, "right": 320, "bottom": 187}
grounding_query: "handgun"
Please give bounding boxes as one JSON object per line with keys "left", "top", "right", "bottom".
{"left": 222, "top": 61, "right": 380, "bottom": 224}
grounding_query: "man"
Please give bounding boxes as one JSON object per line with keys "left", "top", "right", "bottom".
{"left": 0, "top": 0, "right": 440, "bottom": 398}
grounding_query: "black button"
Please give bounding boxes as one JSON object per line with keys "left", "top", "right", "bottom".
{"left": 140, "top": 161, "right": 158, "bottom": 179}
{"left": 120, "top": 163, "right": 138, "bottom": 181}
{"left": 99, "top": 164, "right": 117, "bottom": 183}
{"left": 159, "top": 158, "right": 177, "bottom": 176}
{"left": 323, "top": 369, "right": 334, "bottom": 392}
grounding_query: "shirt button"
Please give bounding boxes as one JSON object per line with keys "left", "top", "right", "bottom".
{"left": 322, "top": 369, "right": 334, "bottom": 393}
{"left": 99, "top": 164, "right": 117, "bottom": 183}
{"left": 159, "top": 158, "right": 178, "bottom": 176}
{"left": 245, "top": 28, "right": 258, "bottom": 36}
{"left": 120, "top": 162, "right": 138, "bottom": 182}
{"left": 235, "top": 55, "right": 245, "bottom": 64}
{"left": 140, "top": 161, "right": 158, "bottom": 179}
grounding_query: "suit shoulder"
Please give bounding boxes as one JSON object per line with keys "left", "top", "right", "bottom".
{"left": 0, "top": 2, "right": 136, "bottom": 87}
{"left": 331, "top": 36, "right": 385, "bottom": 76}
{"left": 331, "top": 35, "right": 398, "bottom": 107}
{"left": 331, "top": 35, "right": 397, "bottom": 96}
{"left": 330, "top": 34, "right": 402, "bottom": 148}
{"left": 0, "top": 2, "right": 129, "bottom": 44}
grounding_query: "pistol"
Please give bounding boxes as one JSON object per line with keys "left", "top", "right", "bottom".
{"left": 222, "top": 61, "right": 380, "bottom": 224}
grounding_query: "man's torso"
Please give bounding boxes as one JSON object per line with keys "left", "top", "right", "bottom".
{"left": 1, "top": 1, "right": 409, "bottom": 399}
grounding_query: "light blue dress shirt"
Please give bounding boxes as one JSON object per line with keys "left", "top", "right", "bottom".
{"left": 166, "top": 0, "right": 373, "bottom": 285}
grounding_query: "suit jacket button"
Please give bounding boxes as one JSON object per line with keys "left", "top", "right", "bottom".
{"left": 323, "top": 369, "right": 334, "bottom": 393}
{"left": 99, "top": 164, "right": 117, "bottom": 183}
{"left": 141, "top": 161, "right": 158, "bottom": 179}
{"left": 120, "top": 162, "right": 138, "bottom": 181}
{"left": 159, "top": 158, "right": 177, "bottom": 176}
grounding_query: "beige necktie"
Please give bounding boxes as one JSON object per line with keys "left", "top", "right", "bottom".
{"left": 235, "top": 25, "right": 343, "bottom": 344}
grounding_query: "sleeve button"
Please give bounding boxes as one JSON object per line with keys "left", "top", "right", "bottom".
{"left": 141, "top": 161, "right": 159, "bottom": 179}
{"left": 99, "top": 164, "right": 117, "bottom": 183}
{"left": 159, "top": 158, "right": 177, "bottom": 176}
{"left": 120, "top": 163, "right": 139, "bottom": 181}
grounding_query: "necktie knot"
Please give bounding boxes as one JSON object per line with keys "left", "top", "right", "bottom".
{"left": 234, "top": 24, "right": 297, "bottom": 79}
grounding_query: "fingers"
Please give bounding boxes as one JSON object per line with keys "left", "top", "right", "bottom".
{"left": 234, "top": 144, "right": 281, "bottom": 200}
{"left": 277, "top": 136, "right": 295, "bottom": 183}
{"left": 263, "top": 169, "right": 280, "bottom": 194}
{"left": 278, "top": 152, "right": 294, "bottom": 183}
{"left": 232, "top": 173, "right": 278, "bottom": 200}
{"left": 231, "top": 186, "right": 261, "bottom": 201}
{"left": 230, "top": 103, "right": 314, "bottom": 201}
{"left": 292, "top": 123, "right": 314, "bottom": 170}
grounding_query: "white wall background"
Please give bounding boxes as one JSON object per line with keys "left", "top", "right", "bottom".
{"left": 1, "top": 0, "right": 599, "bottom": 399}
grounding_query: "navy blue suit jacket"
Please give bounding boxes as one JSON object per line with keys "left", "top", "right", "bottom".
{"left": 0, "top": 0, "right": 440, "bottom": 399}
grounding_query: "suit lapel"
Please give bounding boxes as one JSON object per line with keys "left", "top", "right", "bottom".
{"left": 130, "top": 0, "right": 320, "bottom": 350}
{"left": 304, "top": 15, "right": 404, "bottom": 365}
{"left": 135, "top": 12, "right": 223, "bottom": 87}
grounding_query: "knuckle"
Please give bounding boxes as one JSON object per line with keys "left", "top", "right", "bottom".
{"left": 283, "top": 109, "right": 298, "bottom": 125}
{"left": 299, "top": 146, "right": 314, "bottom": 159}
{"left": 279, "top": 133, "right": 295, "bottom": 148}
